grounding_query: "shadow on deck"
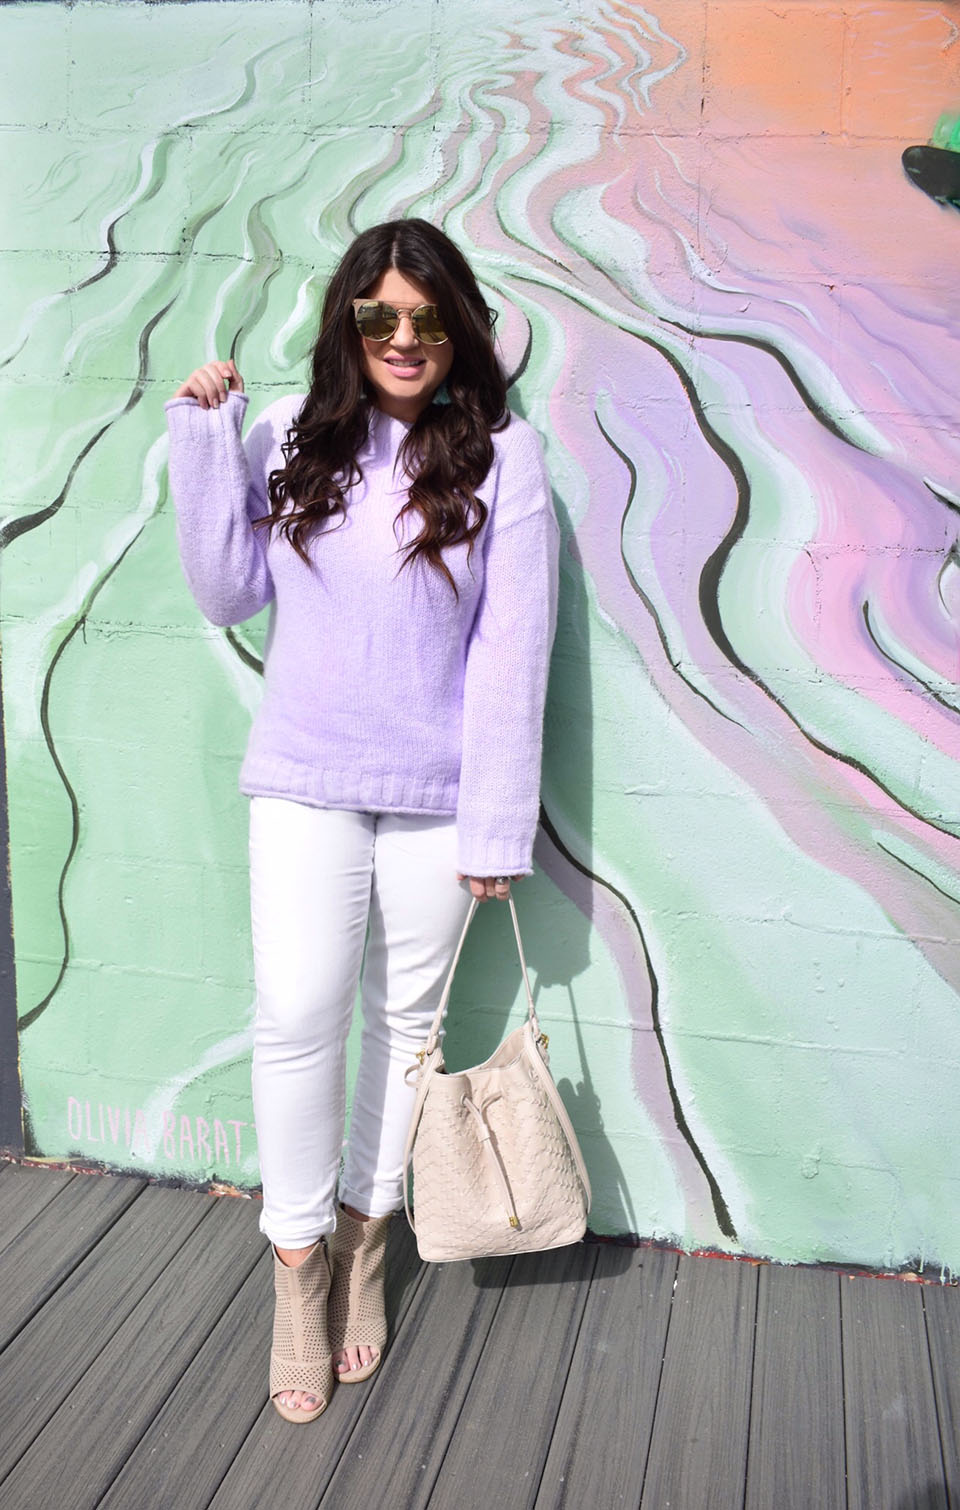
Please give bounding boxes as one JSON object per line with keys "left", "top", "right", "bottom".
{"left": 0, "top": 1160, "right": 957, "bottom": 1509}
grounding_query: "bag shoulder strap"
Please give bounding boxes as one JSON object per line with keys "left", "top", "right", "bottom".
{"left": 422, "top": 894, "right": 540, "bottom": 1058}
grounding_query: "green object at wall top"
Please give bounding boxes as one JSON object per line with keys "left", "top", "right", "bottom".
{"left": 931, "top": 111, "right": 960, "bottom": 153}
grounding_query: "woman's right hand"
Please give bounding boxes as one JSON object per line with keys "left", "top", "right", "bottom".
{"left": 173, "top": 359, "right": 244, "bottom": 409}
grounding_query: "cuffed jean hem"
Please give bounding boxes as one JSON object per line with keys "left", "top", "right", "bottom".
{"left": 338, "top": 1183, "right": 404, "bottom": 1220}
{"left": 257, "top": 1207, "right": 337, "bottom": 1248}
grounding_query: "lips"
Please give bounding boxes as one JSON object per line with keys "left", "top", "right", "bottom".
{"left": 383, "top": 357, "right": 426, "bottom": 377}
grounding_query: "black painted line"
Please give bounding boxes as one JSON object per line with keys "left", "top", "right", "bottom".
{"left": 876, "top": 839, "right": 960, "bottom": 912}
{"left": 538, "top": 803, "right": 737, "bottom": 1241}
{"left": 861, "top": 599, "right": 960, "bottom": 718}
{"left": 15, "top": 282, "right": 180, "bottom": 1029}
{"left": 224, "top": 628, "right": 263, "bottom": 676}
{"left": 593, "top": 407, "right": 745, "bottom": 729}
{"left": 18, "top": 511, "right": 157, "bottom": 1032}
{"left": 924, "top": 478, "right": 960, "bottom": 515}
{"left": 666, "top": 319, "right": 853, "bottom": 446}
{"left": 936, "top": 543, "right": 960, "bottom": 613}
{"left": 0, "top": 298, "right": 175, "bottom": 554}
{"left": 603, "top": 315, "right": 960, "bottom": 846}
{"left": 505, "top": 267, "right": 958, "bottom": 841}
{"left": 17, "top": 617, "right": 83, "bottom": 1032}
{"left": 506, "top": 316, "right": 533, "bottom": 390}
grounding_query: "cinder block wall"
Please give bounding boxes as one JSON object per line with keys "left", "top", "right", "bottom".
{"left": 2, "top": 0, "right": 959, "bottom": 1270}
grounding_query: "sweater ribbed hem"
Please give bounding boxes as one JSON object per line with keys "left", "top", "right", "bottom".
{"left": 455, "top": 841, "right": 535, "bottom": 879}
{"left": 240, "top": 765, "right": 536, "bottom": 874}
{"left": 239, "top": 755, "right": 458, "bottom": 816}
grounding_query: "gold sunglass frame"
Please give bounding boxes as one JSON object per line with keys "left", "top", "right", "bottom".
{"left": 351, "top": 299, "right": 450, "bottom": 345}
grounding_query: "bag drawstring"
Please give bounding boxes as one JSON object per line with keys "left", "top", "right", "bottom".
{"left": 460, "top": 1093, "right": 519, "bottom": 1230}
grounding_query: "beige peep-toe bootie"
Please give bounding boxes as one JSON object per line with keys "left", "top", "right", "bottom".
{"left": 270, "top": 1238, "right": 334, "bottom": 1423}
{"left": 327, "top": 1209, "right": 391, "bottom": 1383}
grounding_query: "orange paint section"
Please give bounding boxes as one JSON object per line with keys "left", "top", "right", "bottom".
{"left": 705, "top": 2, "right": 845, "bottom": 137}
{"left": 601, "top": 0, "right": 960, "bottom": 298}
{"left": 642, "top": 2, "right": 960, "bottom": 141}
{"left": 843, "top": 3, "right": 960, "bottom": 140}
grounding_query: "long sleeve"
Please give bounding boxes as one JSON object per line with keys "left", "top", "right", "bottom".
{"left": 165, "top": 390, "right": 276, "bottom": 626}
{"left": 456, "top": 425, "right": 560, "bottom": 877}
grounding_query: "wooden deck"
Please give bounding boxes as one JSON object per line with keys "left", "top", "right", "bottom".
{"left": 0, "top": 1161, "right": 956, "bottom": 1510}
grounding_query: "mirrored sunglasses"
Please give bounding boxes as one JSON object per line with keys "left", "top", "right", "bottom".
{"left": 352, "top": 300, "right": 449, "bottom": 345}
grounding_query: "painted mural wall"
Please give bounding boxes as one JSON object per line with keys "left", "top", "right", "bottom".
{"left": 2, "top": 0, "right": 959, "bottom": 1271}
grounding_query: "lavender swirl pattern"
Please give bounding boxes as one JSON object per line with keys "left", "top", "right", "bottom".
{"left": 2, "top": 0, "right": 958, "bottom": 1267}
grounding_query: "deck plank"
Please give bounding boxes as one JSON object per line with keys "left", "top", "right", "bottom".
{"left": 319, "top": 1250, "right": 514, "bottom": 1510}
{"left": 745, "top": 1264, "right": 845, "bottom": 1509}
{"left": 640, "top": 1254, "right": 758, "bottom": 1509}
{"left": 0, "top": 1192, "right": 263, "bottom": 1509}
{"left": 922, "top": 1284, "right": 960, "bottom": 1504}
{"left": 0, "top": 1182, "right": 212, "bottom": 1481}
{"left": 842, "top": 1274, "right": 947, "bottom": 1510}
{"left": 0, "top": 1169, "right": 144, "bottom": 1347}
{"left": 209, "top": 1216, "right": 427, "bottom": 1510}
{"left": 98, "top": 1248, "right": 274, "bottom": 1509}
{"left": 0, "top": 1163, "right": 76, "bottom": 1257}
{"left": 534, "top": 1244, "right": 678, "bottom": 1509}
{"left": 0, "top": 1168, "right": 955, "bottom": 1510}
{"left": 423, "top": 1242, "right": 598, "bottom": 1510}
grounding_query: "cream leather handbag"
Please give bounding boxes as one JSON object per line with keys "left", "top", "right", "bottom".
{"left": 402, "top": 895, "right": 591, "bottom": 1262}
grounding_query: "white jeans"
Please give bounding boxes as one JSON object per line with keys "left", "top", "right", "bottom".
{"left": 249, "top": 796, "right": 473, "bottom": 1247}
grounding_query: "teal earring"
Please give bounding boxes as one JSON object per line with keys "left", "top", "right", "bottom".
{"left": 432, "top": 381, "right": 452, "bottom": 406}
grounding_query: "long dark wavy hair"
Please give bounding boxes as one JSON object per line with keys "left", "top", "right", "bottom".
{"left": 258, "top": 219, "right": 509, "bottom": 593}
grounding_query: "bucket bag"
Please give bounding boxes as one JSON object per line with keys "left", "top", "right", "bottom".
{"left": 402, "top": 895, "right": 591, "bottom": 1262}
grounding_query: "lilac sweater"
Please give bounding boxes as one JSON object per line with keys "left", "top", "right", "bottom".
{"left": 164, "top": 391, "right": 559, "bottom": 877}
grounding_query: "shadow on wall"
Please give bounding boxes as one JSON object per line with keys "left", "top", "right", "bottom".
{"left": 442, "top": 448, "right": 640, "bottom": 1242}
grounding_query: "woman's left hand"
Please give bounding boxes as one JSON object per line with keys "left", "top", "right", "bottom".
{"left": 457, "top": 873, "right": 525, "bottom": 901}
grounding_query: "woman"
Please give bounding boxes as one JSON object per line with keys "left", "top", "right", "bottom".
{"left": 165, "top": 219, "right": 559, "bottom": 1423}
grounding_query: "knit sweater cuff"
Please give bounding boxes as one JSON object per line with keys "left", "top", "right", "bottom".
{"left": 455, "top": 824, "right": 536, "bottom": 880}
{"left": 165, "top": 390, "right": 274, "bottom": 626}
{"left": 164, "top": 391, "right": 250, "bottom": 421}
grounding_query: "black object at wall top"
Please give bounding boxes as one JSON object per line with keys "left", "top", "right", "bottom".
{"left": 902, "top": 144, "right": 960, "bottom": 209}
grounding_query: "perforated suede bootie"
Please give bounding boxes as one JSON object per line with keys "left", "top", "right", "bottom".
{"left": 327, "top": 1209, "right": 391, "bottom": 1383}
{"left": 270, "top": 1238, "right": 334, "bottom": 1422}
